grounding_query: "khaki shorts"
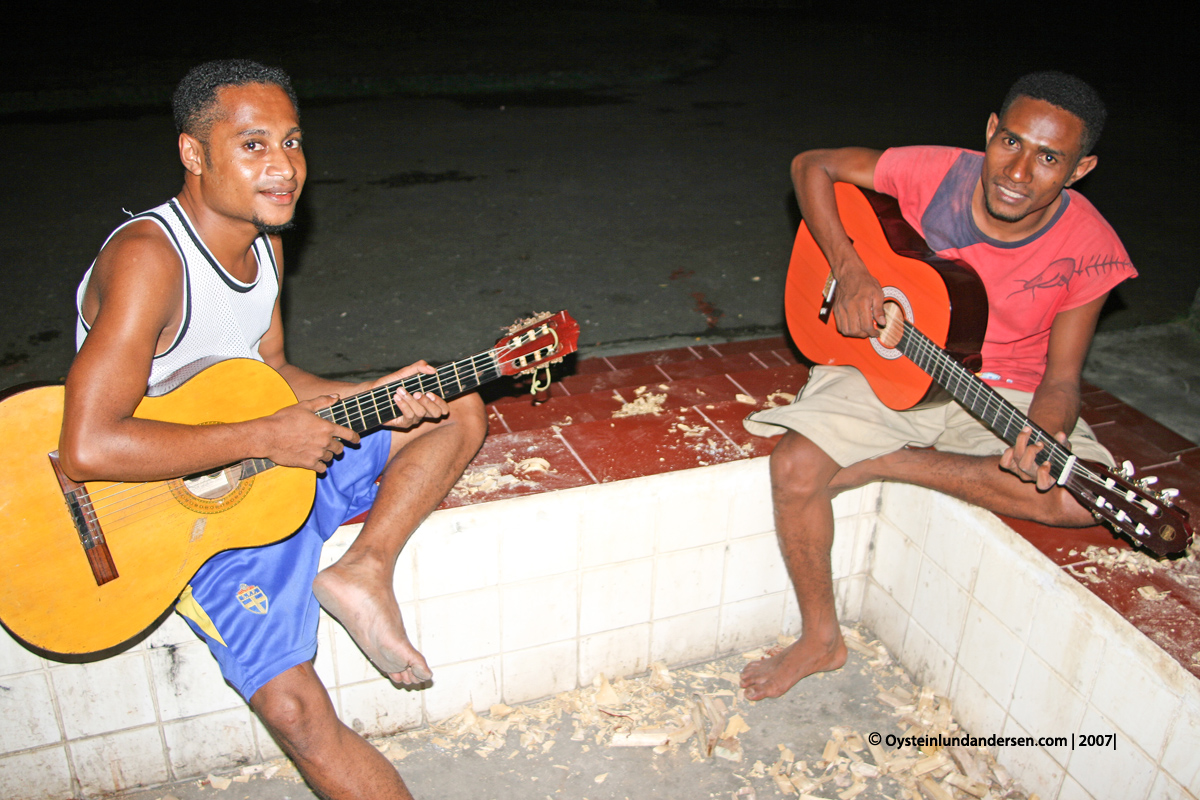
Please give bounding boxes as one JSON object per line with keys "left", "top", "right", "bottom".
{"left": 743, "top": 365, "right": 1114, "bottom": 469}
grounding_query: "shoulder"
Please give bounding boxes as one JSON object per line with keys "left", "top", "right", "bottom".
{"left": 87, "top": 218, "right": 185, "bottom": 312}
{"left": 875, "top": 146, "right": 975, "bottom": 198}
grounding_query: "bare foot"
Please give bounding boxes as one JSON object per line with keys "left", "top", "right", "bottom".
{"left": 740, "top": 634, "right": 848, "bottom": 700}
{"left": 312, "top": 560, "right": 432, "bottom": 686}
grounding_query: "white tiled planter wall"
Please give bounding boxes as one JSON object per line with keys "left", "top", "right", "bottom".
{"left": 2, "top": 460, "right": 1197, "bottom": 799}
{"left": 863, "top": 485, "right": 1200, "bottom": 800}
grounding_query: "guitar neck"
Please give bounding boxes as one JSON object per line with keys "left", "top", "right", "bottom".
{"left": 316, "top": 348, "right": 502, "bottom": 434}
{"left": 896, "top": 322, "right": 1077, "bottom": 478}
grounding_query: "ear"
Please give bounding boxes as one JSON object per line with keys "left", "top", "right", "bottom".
{"left": 985, "top": 112, "right": 999, "bottom": 144}
{"left": 1066, "top": 153, "right": 1098, "bottom": 187}
{"left": 179, "top": 132, "right": 204, "bottom": 176}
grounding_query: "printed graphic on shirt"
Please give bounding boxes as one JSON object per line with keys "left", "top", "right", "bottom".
{"left": 1007, "top": 254, "right": 1134, "bottom": 300}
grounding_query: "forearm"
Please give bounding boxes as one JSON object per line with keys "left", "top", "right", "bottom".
{"left": 1025, "top": 379, "right": 1081, "bottom": 440}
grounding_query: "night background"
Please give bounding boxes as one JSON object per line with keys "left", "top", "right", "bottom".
{"left": 1, "top": 1, "right": 1193, "bottom": 386}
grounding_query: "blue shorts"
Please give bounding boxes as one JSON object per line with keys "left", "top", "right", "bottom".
{"left": 176, "top": 432, "right": 392, "bottom": 700}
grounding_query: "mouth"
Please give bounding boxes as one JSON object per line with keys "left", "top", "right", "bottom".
{"left": 992, "top": 182, "right": 1028, "bottom": 203}
{"left": 260, "top": 187, "right": 298, "bottom": 204}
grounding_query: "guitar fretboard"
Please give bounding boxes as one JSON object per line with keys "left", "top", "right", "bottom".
{"left": 896, "top": 322, "right": 1075, "bottom": 480}
{"left": 316, "top": 349, "right": 502, "bottom": 434}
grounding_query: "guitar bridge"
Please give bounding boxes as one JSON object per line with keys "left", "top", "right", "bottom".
{"left": 48, "top": 452, "right": 118, "bottom": 586}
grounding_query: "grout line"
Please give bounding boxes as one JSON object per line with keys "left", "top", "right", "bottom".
{"left": 692, "top": 403, "right": 744, "bottom": 453}
{"left": 725, "top": 373, "right": 754, "bottom": 397}
{"left": 553, "top": 428, "right": 599, "bottom": 485}
{"left": 747, "top": 351, "right": 770, "bottom": 368}
{"left": 488, "top": 405, "right": 513, "bottom": 434}
{"left": 653, "top": 364, "right": 672, "bottom": 381}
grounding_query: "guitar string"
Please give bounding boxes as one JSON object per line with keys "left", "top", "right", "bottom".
{"left": 897, "top": 322, "right": 1146, "bottom": 509}
{"left": 71, "top": 346, "right": 552, "bottom": 529}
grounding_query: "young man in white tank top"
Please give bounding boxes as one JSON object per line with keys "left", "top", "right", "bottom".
{"left": 62, "top": 60, "right": 486, "bottom": 800}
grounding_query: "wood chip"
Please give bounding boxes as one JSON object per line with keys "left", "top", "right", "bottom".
{"left": 722, "top": 713, "right": 751, "bottom": 739}
{"left": 206, "top": 774, "right": 231, "bottom": 790}
{"left": 912, "top": 751, "right": 951, "bottom": 776}
{"left": 944, "top": 772, "right": 989, "bottom": 798}
{"left": 916, "top": 776, "right": 955, "bottom": 800}
{"left": 1137, "top": 585, "right": 1170, "bottom": 600}
{"left": 609, "top": 728, "right": 672, "bottom": 747}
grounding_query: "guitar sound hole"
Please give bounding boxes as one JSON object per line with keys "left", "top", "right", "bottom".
{"left": 182, "top": 466, "right": 242, "bottom": 500}
{"left": 878, "top": 300, "right": 906, "bottom": 350}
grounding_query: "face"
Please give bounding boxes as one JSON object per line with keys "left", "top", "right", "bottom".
{"left": 977, "top": 96, "right": 1097, "bottom": 237}
{"left": 181, "top": 83, "right": 306, "bottom": 234}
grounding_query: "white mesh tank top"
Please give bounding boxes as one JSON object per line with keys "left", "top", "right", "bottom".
{"left": 76, "top": 199, "right": 280, "bottom": 395}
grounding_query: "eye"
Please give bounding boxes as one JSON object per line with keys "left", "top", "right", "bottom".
{"left": 284, "top": 137, "right": 302, "bottom": 149}
{"left": 243, "top": 140, "right": 263, "bottom": 152}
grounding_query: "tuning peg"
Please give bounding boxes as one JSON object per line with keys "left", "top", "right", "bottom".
{"left": 1158, "top": 487, "right": 1180, "bottom": 507}
{"left": 1119, "top": 460, "right": 1136, "bottom": 479}
{"left": 1137, "top": 476, "right": 1159, "bottom": 488}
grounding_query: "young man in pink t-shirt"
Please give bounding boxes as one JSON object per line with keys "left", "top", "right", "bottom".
{"left": 741, "top": 72, "right": 1134, "bottom": 701}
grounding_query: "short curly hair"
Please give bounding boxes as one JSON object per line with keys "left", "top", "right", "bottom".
{"left": 1001, "top": 71, "right": 1106, "bottom": 156}
{"left": 172, "top": 59, "right": 298, "bottom": 142}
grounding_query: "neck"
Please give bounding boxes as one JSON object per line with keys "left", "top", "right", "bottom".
{"left": 174, "top": 187, "right": 263, "bottom": 279}
{"left": 969, "top": 180, "right": 1063, "bottom": 243}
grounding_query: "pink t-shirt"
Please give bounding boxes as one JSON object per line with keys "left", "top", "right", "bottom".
{"left": 874, "top": 146, "right": 1135, "bottom": 392}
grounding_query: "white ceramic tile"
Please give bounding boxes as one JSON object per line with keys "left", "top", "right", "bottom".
{"left": 650, "top": 608, "right": 720, "bottom": 667}
{"left": 319, "top": 521, "right": 363, "bottom": 570}
{"left": 972, "top": 538, "right": 1042, "bottom": 641}
{"left": 579, "top": 560, "right": 653, "bottom": 636}
{"left": 652, "top": 543, "right": 724, "bottom": 619}
{"left": 0, "top": 746, "right": 72, "bottom": 800}
{"left": 1069, "top": 707, "right": 1156, "bottom": 800}
{"left": 250, "top": 713, "right": 287, "bottom": 762}
{"left": 71, "top": 726, "right": 169, "bottom": 796}
{"left": 421, "top": 655, "right": 502, "bottom": 723}
{"left": 717, "top": 593, "right": 787, "bottom": 654}
{"left": 1024, "top": 586, "right": 1106, "bottom": 693}
{"left": 996, "top": 716, "right": 1063, "bottom": 799}
{"left": 832, "top": 484, "right": 872, "bottom": 519}
{"left": 1147, "top": 770, "right": 1194, "bottom": 800}
{"left": 909, "top": 558, "right": 969, "bottom": 658}
{"left": 0, "top": 629, "right": 44, "bottom": 677}
{"left": 501, "top": 573, "right": 578, "bottom": 651}
{"left": 502, "top": 641, "right": 577, "bottom": 705}
{"left": 314, "top": 614, "right": 339, "bottom": 688}
{"left": 726, "top": 460, "right": 774, "bottom": 539}
{"left": 722, "top": 533, "right": 789, "bottom": 604}
{"left": 0, "top": 672, "right": 60, "bottom": 751}
{"left": 1089, "top": 641, "right": 1181, "bottom": 761}
{"left": 412, "top": 517, "right": 498, "bottom": 599}
{"left": 1056, "top": 775, "right": 1097, "bottom": 800}
{"left": 147, "top": 640, "right": 244, "bottom": 721}
{"left": 1008, "top": 654, "right": 1086, "bottom": 765}
{"left": 52, "top": 656, "right": 157, "bottom": 739}
{"left": 578, "top": 485, "right": 657, "bottom": 567}
{"left": 419, "top": 589, "right": 500, "bottom": 666}
{"left": 948, "top": 668, "right": 1007, "bottom": 742}
{"left": 578, "top": 625, "right": 650, "bottom": 686}
{"left": 859, "top": 582, "right": 909, "bottom": 658}
{"left": 338, "top": 678, "right": 424, "bottom": 738}
{"left": 497, "top": 495, "right": 580, "bottom": 583}
{"left": 1160, "top": 693, "right": 1200, "bottom": 794}
{"left": 163, "top": 708, "right": 256, "bottom": 779}
{"left": 922, "top": 495, "right": 984, "bottom": 592}
{"left": 140, "top": 612, "right": 200, "bottom": 650}
{"left": 833, "top": 574, "right": 866, "bottom": 622}
{"left": 656, "top": 474, "right": 731, "bottom": 552}
{"left": 957, "top": 601, "right": 1025, "bottom": 706}
{"left": 879, "top": 483, "right": 931, "bottom": 548}
{"left": 899, "top": 621, "right": 953, "bottom": 697}
{"left": 867, "top": 518, "right": 923, "bottom": 611}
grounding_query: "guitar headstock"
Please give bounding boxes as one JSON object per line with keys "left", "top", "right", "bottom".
{"left": 1070, "top": 460, "right": 1193, "bottom": 557}
{"left": 494, "top": 311, "right": 581, "bottom": 377}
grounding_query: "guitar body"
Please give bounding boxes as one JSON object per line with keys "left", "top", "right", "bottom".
{"left": 785, "top": 183, "right": 989, "bottom": 409}
{"left": 0, "top": 359, "right": 315, "bottom": 655}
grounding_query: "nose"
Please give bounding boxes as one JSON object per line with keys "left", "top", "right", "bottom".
{"left": 267, "top": 147, "right": 300, "bottom": 181}
{"left": 1006, "top": 150, "right": 1034, "bottom": 184}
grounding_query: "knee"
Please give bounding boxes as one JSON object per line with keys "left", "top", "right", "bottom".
{"left": 448, "top": 393, "right": 488, "bottom": 446}
{"left": 251, "top": 674, "right": 338, "bottom": 754}
{"left": 769, "top": 432, "right": 837, "bottom": 500}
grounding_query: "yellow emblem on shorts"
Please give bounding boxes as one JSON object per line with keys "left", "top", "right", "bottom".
{"left": 236, "top": 583, "right": 269, "bottom": 615}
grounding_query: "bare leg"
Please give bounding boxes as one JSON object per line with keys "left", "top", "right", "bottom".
{"left": 742, "top": 431, "right": 849, "bottom": 701}
{"left": 831, "top": 447, "right": 1095, "bottom": 526}
{"left": 252, "top": 662, "right": 413, "bottom": 800}
{"left": 313, "top": 394, "right": 486, "bottom": 684}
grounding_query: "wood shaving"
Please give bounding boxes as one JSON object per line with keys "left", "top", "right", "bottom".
{"left": 613, "top": 386, "right": 668, "bottom": 417}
